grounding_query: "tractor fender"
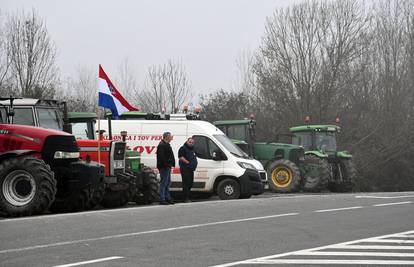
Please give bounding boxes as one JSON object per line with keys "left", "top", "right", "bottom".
{"left": 336, "top": 151, "right": 352, "bottom": 159}
{"left": 0, "top": 150, "right": 39, "bottom": 161}
{"left": 304, "top": 150, "right": 328, "bottom": 158}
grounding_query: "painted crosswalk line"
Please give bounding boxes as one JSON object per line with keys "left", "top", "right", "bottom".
{"left": 212, "top": 230, "right": 414, "bottom": 266}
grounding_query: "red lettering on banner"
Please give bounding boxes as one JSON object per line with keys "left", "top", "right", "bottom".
{"left": 132, "top": 146, "right": 157, "bottom": 154}
{"left": 145, "top": 146, "right": 155, "bottom": 154}
{"left": 151, "top": 135, "right": 162, "bottom": 141}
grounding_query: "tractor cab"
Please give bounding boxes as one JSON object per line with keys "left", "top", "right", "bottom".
{"left": 0, "top": 98, "right": 64, "bottom": 130}
{"left": 290, "top": 125, "right": 339, "bottom": 155}
{"left": 214, "top": 119, "right": 255, "bottom": 156}
{"left": 68, "top": 112, "right": 97, "bottom": 140}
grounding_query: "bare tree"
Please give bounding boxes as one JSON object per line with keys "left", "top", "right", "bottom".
{"left": 115, "top": 58, "right": 140, "bottom": 106}
{"left": 0, "top": 10, "right": 12, "bottom": 93}
{"left": 61, "top": 65, "right": 97, "bottom": 112}
{"left": 5, "top": 9, "right": 58, "bottom": 98}
{"left": 141, "top": 59, "right": 192, "bottom": 113}
{"left": 140, "top": 65, "right": 166, "bottom": 112}
{"left": 164, "top": 59, "right": 191, "bottom": 113}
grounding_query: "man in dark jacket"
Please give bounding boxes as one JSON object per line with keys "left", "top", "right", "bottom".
{"left": 156, "top": 132, "right": 176, "bottom": 205}
{"left": 178, "top": 137, "right": 198, "bottom": 202}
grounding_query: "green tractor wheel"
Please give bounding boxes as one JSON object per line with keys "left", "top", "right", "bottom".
{"left": 302, "top": 155, "right": 330, "bottom": 192}
{"left": 267, "top": 159, "right": 301, "bottom": 193}
{"left": 328, "top": 159, "right": 356, "bottom": 192}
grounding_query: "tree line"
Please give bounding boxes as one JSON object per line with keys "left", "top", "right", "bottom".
{"left": 201, "top": 0, "right": 414, "bottom": 192}
{"left": 0, "top": 9, "right": 192, "bottom": 113}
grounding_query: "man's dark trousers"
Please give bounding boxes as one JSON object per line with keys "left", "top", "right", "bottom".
{"left": 181, "top": 168, "right": 194, "bottom": 200}
{"left": 159, "top": 168, "right": 172, "bottom": 201}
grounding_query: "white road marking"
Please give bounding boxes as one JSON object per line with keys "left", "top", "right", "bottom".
{"left": 355, "top": 195, "right": 414, "bottom": 199}
{"left": 364, "top": 239, "right": 414, "bottom": 243}
{"left": 211, "top": 230, "right": 414, "bottom": 267}
{"left": 0, "top": 195, "right": 298, "bottom": 223}
{"left": 248, "top": 259, "right": 414, "bottom": 265}
{"left": 313, "top": 206, "right": 363, "bottom": 213}
{"left": 53, "top": 256, "right": 123, "bottom": 267}
{"left": 374, "top": 201, "right": 412, "bottom": 207}
{"left": 0, "top": 212, "right": 298, "bottom": 254}
{"left": 334, "top": 244, "right": 414, "bottom": 250}
{"left": 295, "top": 251, "right": 414, "bottom": 257}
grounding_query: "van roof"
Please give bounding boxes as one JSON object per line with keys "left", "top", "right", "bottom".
{"left": 104, "top": 119, "right": 224, "bottom": 136}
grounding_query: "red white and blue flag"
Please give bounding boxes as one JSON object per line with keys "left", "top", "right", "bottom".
{"left": 98, "top": 64, "right": 138, "bottom": 117}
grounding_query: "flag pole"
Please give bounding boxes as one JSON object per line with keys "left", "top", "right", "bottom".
{"left": 97, "top": 106, "right": 101, "bottom": 165}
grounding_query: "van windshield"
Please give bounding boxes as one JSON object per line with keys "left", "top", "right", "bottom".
{"left": 214, "top": 134, "right": 249, "bottom": 159}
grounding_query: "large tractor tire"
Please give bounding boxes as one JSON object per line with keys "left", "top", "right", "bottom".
{"left": 267, "top": 159, "right": 301, "bottom": 193}
{"left": 217, "top": 178, "right": 240, "bottom": 200}
{"left": 328, "top": 159, "right": 356, "bottom": 193}
{"left": 0, "top": 157, "right": 56, "bottom": 217}
{"left": 50, "top": 187, "right": 91, "bottom": 213}
{"left": 302, "top": 155, "right": 330, "bottom": 192}
{"left": 133, "top": 167, "right": 159, "bottom": 205}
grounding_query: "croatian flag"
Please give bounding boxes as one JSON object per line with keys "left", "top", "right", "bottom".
{"left": 98, "top": 64, "right": 138, "bottom": 117}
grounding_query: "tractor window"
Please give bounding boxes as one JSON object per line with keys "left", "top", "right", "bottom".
{"left": 0, "top": 107, "right": 7, "bottom": 123}
{"left": 292, "top": 132, "right": 312, "bottom": 150}
{"left": 226, "top": 125, "right": 248, "bottom": 142}
{"left": 37, "top": 108, "right": 62, "bottom": 130}
{"left": 315, "top": 132, "right": 337, "bottom": 152}
{"left": 71, "top": 122, "right": 95, "bottom": 140}
{"left": 13, "top": 108, "right": 35, "bottom": 126}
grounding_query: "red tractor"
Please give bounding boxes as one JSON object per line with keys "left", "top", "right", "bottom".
{"left": 0, "top": 97, "right": 104, "bottom": 216}
{"left": 0, "top": 98, "right": 152, "bottom": 208}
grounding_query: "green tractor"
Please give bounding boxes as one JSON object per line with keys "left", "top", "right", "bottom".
{"left": 214, "top": 119, "right": 329, "bottom": 193}
{"left": 289, "top": 124, "right": 356, "bottom": 192}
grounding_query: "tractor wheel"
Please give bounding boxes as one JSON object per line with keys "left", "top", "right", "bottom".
{"left": 85, "top": 183, "right": 106, "bottom": 210}
{"left": 0, "top": 157, "right": 56, "bottom": 217}
{"left": 134, "top": 167, "right": 159, "bottom": 205}
{"left": 101, "top": 183, "right": 133, "bottom": 208}
{"left": 302, "top": 155, "right": 330, "bottom": 192}
{"left": 50, "top": 187, "right": 91, "bottom": 213}
{"left": 328, "top": 159, "right": 356, "bottom": 192}
{"left": 217, "top": 178, "right": 240, "bottom": 200}
{"left": 267, "top": 159, "right": 301, "bottom": 193}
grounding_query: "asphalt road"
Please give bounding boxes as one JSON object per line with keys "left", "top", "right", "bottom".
{"left": 0, "top": 191, "right": 413, "bottom": 267}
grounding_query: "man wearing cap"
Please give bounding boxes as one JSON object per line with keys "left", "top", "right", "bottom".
{"left": 156, "top": 132, "right": 176, "bottom": 205}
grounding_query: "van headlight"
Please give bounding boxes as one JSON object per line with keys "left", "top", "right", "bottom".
{"left": 54, "top": 151, "right": 80, "bottom": 159}
{"left": 237, "top": 161, "right": 256, "bottom": 170}
{"left": 113, "top": 160, "right": 125, "bottom": 169}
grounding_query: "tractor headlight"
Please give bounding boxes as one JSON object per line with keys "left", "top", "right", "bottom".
{"left": 113, "top": 160, "right": 125, "bottom": 169}
{"left": 54, "top": 151, "right": 80, "bottom": 159}
{"left": 237, "top": 161, "right": 256, "bottom": 170}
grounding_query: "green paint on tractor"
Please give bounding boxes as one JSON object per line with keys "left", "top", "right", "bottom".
{"left": 214, "top": 119, "right": 326, "bottom": 193}
{"left": 289, "top": 124, "right": 356, "bottom": 192}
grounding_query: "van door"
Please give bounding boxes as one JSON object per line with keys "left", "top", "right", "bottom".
{"left": 191, "top": 135, "right": 224, "bottom": 192}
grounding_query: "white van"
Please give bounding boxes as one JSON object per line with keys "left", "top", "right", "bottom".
{"left": 98, "top": 118, "right": 267, "bottom": 199}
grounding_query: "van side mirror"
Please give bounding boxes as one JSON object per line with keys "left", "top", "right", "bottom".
{"left": 212, "top": 150, "right": 227, "bottom": 161}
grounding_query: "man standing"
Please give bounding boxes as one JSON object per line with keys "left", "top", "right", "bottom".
{"left": 178, "top": 137, "right": 198, "bottom": 202}
{"left": 156, "top": 132, "right": 175, "bottom": 205}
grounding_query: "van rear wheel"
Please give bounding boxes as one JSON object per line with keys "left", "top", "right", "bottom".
{"left": 217, "top": 179, "right": 240, "bottom": 200}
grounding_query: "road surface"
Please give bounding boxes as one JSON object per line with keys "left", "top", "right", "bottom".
{"left": 1, "top": 192, "right": 413, "bottom": 266}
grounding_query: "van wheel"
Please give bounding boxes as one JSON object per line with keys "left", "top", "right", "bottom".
{"left": 217, "top": 179, "right": 240, "bottom": 200}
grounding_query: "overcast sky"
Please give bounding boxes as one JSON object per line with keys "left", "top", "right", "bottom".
{"left": 2, "top": 0, "right": 301, "bottom": 98}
